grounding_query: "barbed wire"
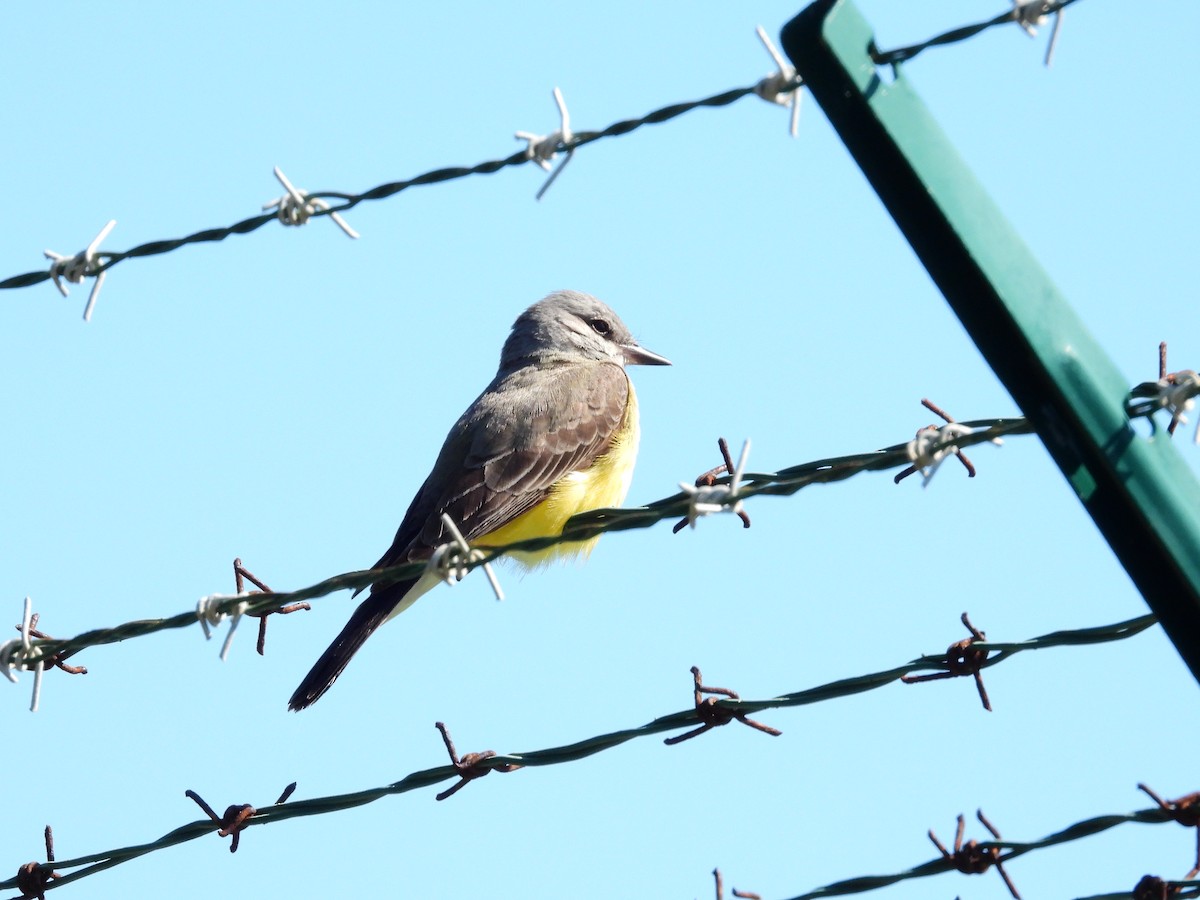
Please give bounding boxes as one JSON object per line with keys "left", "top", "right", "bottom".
{"left": 1, "top": 415, "right": 1031, "bottom": 680}
{"left": 12, "top": 373, "right": 1200, "bottom": 686}
{"left": 1, "top": 2, "right": 1084, "bottom": 318}
{"left": 779, "top": 797, "right": 1198, "bottom": 900}
{"left": 0, "top": 83, "right": 781, "bottom": 303}
{"left": 871, "top": 0, "right": 1077, "bottom": 67}
{"left": 6, "top": 3, "right": 1171, "bottom": 897}
{"left": 0, "top": 609, "right": 1160, "bottom": 897}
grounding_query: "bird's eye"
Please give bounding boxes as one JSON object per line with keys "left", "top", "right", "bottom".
{"left": 588, "top": 318, "right": 611, "bottom": 336}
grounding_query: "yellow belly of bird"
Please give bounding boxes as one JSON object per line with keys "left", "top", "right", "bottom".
{"left": 478, "top": 382, "right": 640, "bottom": 567}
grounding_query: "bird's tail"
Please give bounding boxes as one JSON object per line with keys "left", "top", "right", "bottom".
{"left": 288, "top": 577, "right": 418, "bottom": 711}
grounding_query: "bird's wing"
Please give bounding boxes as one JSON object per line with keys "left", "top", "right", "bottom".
{"left": 371, "top": 360, "right": 630, "bottom": 571}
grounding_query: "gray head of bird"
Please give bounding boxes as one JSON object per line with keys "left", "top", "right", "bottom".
{"left": 499, "top": 290, "right": 671, "bottom": 370}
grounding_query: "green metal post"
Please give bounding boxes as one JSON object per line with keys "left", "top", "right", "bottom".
{"left": 781, "top": 0, "right": 1200, "bottom": 683}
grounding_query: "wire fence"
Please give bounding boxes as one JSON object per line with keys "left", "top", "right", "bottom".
{"left": 0, "top": 2, "right": 1073, "bottom": 321}
{"left": 0, "top": 610, "right": 1168, "bottom": 899}
{"left": 781, "top": 797, "right": 1199, "bottom": 900}
{"left": 3, "top": 414, "right": 1031, "bottom": 677}
{"left": 5, "top": 395, "right": 1195, "bottom": 896}
{"left": 870, "top": 0, "right": 1076, "bottom": 66}
{"left": 0, "top": 81, "right": 792, "bottom": 316}
{"left": 0, "top": 83, "right": 765, "bottom": 294}
{"left": 10, "top": 1, "right": 1200, "bottom": 898}
{"left": 9, "top": 373, "right": 1198, "bottom": 680}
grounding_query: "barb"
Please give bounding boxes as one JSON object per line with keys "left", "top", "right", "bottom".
{"left": 0, "top": 414, "right": 1037, "bottom": 672}
{"left": 676, "top": 438, "right": 752, "bottom": 531}
{"left": 714, "top": 867, "right": 761, "bottom": 900}
{"left": 429, "top": 513, "right": 505, "bottom": 601}
{"left": 1102, "top": 874, "right": 1200, "bottom": 900}
{"left": 4, "top": 608, "right": 89, "bottom": 714}
{"left": 662, "top": 666, "right": 781, "bottom": 745}
{"left": 928, "top": 810, "right": 1021, "bottom": 898}
{"left": 42, "top": 220, "right": 115, "bottom": 321}
{"left": 1129, "top": 341, "right": 1200, "bottom": 444}
{"left": 194, "top": 593, "right": 250, "bottom": 661}
{"left": 894, "top": 399, "right": 997, "bottom": 486}
{"left": 11, "top": 615, "right": 87, "bottom": 677}
{"left": 515, "top": 87, "right": 574, "bottom": 200}
{"left": 14, "top": 826, "right": 59, "bottom": 900}
{"left": 753, "top": 25, "right": 803, "bottom": 137}
{"left": 0, "top": 598, "right": 45, "bottom": 711}
{"left": 1137, "top": 784, "right": 1200, "bottom": 880}
{"left": 232, "top": 558, "right": 311, "bottom": 655}
{"left": 432, "top": 722, "right": 521, "bottom": 801}
{"left": 263, "top": 167, "right": 359, "bottom": 238}
{"left": 673, "top": 437, "right": 754, "bottom": 533}
{"left": 184, "top": 782, "right": 296, "bottom": 854}
{"left": 1013, "top": 1, "right": 1067, "bottom": 67}
{"left": 870, "top": 0, "right": 1079, "bottom": 67}
{"left": 901, "top": 611, "right": 993, "bottom": 711}
{"left": 0, "top": 611, "right": 1158, "bottom": 895}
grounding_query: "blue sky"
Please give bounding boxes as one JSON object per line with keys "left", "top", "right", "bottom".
{"left": 3, "top": 2, "right": 1199, "bottom": 899}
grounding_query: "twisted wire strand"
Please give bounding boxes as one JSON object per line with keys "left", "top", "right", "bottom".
{"left": 781, "top": 805, "right": 1192, "bottom": 899}
{"left": 1, "top": 0, "right": 1090, "bottom": 295}
{"left": 870, "top": 0, "right": 1080, "bottom": 65}
{"left": 9, "top": 416, "right": 1031, "bottom": 667}
{"left": 0, "top": 87, "right": 758, "bottom": 293}
{"left": 0, "top": 610, "right": 1158, "bottom": 897}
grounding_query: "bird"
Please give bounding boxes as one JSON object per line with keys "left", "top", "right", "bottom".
{"left": 288, "top": 290, "right": 670, "bottom": 709}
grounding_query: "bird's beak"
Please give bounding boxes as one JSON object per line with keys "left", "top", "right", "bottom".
{"left": 622, "top": 343, "right": 672, "bottom": 366}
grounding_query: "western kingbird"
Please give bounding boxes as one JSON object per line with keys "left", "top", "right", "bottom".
{"left": 289, "top": 290, "right": 669, "bottom": 709}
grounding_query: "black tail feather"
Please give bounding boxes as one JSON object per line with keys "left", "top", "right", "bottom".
{"left": 288, "top": 578, "right": 416, "bottom": 710}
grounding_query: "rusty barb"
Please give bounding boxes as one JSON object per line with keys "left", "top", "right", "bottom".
{"left": 185, "top": 782, "right": 296, "bottom": 853}
{"left": 673, "top": 437, "right": 753, "bottom": 534}
{"left": 713, "top": 867, "right": 761, "bottom": 900}
{"left": 928, "top": 810, "right": 1021, "bottom": 899}
{"left": 1139, "top": 783, "right": 1200, "bottom": 881}
{"left": 1157, "top": 341, "right": 1200, "bottom": 438}
{"left": 664, "top": 666, "right": 782, "bottom": 746}
{"left": 1128, "top": 340, "right": 1200, "bottom": 441}
{"left": 901, "top": 612, "right": 993, "bottom": 711}
{"left": 15, "top": 826, "right": 60, "bottom": 900}
{"left": 13, "top": 614, "right": 87, "bottom": 676}
{"left": 433, "top": 721, "right": 521, "bottom": 801}
{"left": 894, "top": 398, "right": 981, "bottom": 484}
{"left": 233, "top": 558, "right": 310, "bottom": 655}
{"left": 1131, "top": 873, "right": 1192, "bottom": 900}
